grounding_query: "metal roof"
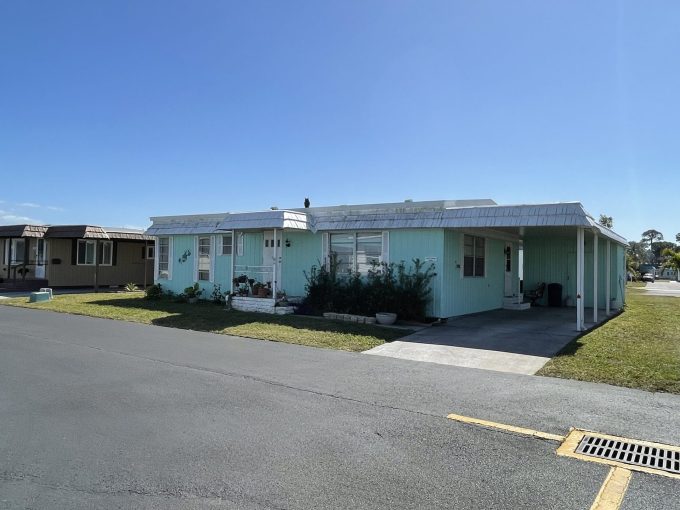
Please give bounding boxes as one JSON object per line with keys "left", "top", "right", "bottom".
{"left": 145, "top": 214, "right": 225, "bottom": 236}
{"left": 216, "top": 210, "right": 310, "bottom": 231}
{"left": 145, "top": 200, "right": 627, "bottom": 245}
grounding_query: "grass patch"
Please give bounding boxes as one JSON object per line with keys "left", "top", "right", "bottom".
{"left": 0, "top": 293, "right": 410, "bottom": 352}
{"left": 538, "top": 290, "right": 680, "bottom": 393}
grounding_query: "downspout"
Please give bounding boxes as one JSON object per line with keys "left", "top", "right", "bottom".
{"left": 94, "top": 239, "right": 99, "bottom": 293}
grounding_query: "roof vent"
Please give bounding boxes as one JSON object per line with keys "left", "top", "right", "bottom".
{"left": 270, "top": 206, "right": 279, "bottom": 210}
{"left": 404, "top": 199, "right": 413, "bottom": 203}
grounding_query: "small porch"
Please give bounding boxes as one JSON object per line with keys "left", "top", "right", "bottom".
{"left": 0, "top": 225, "right": 49, "bottom": 290}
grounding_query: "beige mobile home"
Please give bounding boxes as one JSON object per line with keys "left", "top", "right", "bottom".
{"left": 0, "top": 224, "right": 154, "bottom": 291}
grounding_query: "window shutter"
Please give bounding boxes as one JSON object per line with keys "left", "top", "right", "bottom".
{"left": 112, "top": 241, "right": 118, "bottom": 266}
{"left": 209, "top": 235, "right": 215, "bottom": 283}
{"left": 193, "top": 236, "right": 199, "bottom": 282}
{"left": 237, "top": 232, "right": 244, "bottom": 256}
{"left": 381, "top": 231, "right": 389, "bottom": 264}
{"left": 153, "top": 238, "right": 159, "bottom": 280}
{"left": 168, "top": 237, "right": 173, "bottom": 280}
{"left": 322, "top": 232, "right": 329, "bottom": 268}
{"left": 71, "top": 239, "right": 78, "bottom": 265}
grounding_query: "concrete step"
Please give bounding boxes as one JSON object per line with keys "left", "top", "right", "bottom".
{"left": 502, "top": 302, "right": 531, "bottom": 311}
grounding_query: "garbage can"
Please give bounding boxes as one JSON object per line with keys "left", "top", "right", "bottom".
{"left": 547, "top": 283, "right": 562, "bottom": 307}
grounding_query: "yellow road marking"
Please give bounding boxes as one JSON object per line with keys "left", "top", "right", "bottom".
{"left": 446, "top": 413, "right": 565, "bottom": 442}
{"left": 557, "top": 428, "right": 680, "bottom": 480}
{"left": 590, "top": 467, "right": 632, "bottom": 510}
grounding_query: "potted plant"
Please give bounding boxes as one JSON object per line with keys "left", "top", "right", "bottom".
{"left": 236, "top": 285, "right": 249, "bottom": 297}
{"left": 184, "top": 283, "right": 203, "bottom": 304}
{"left": 375, "top": 312, "right": 397, "bottom": 325}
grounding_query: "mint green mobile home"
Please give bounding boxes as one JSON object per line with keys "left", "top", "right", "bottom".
{"left": 146, "top": 199, "right": 627, "bottom": 331}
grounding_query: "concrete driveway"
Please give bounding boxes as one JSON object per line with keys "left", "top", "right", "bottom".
{"left": 365, "top": 306, "right": 610, "bottom": 375}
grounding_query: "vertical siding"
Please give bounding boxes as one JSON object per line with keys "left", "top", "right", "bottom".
{"left": 47, "top": 239, "right": 153, "bottom": 287}
{"left": 442, "top": 231, "right": 506, "bottom": 316}
{"left": 155, "top": 235, "right": 194, "bottom": 294}
{"left": 389, "top": 229, "right": 444, "bottom": 317}
{"left": 524, "top": 232, "right": 626, "bottom": 310}
{"left": 523, "top": 235, "right": 576, "bottom": 306}
{"left": 235, "top": 232, "right": 263, "bottom": 267}
{"left": 157, "top": 232, "right": 262, "bottom": 297}
{"left": 281, "top": 231, "right": 322, "bottom": 296}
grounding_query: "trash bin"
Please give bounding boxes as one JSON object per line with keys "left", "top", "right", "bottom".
{"left": 547, "top": 283, "right": 562, "bottom": 307}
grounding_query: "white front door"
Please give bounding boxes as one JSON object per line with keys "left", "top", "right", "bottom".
{"left": 504, "top": 242, "right": 513, "bottom": 296}
{"left": 263, "top": 231, "right": 282, "bottom": 290}
{"left": 34, "top": 239, "right": 46, "bottom": 279}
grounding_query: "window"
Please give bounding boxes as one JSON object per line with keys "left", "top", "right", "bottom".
{"left": 330, "top": 233, "right": 355, "bottom": 273}
{"left": 158, "top": 237, "right": 169, "bottom": 278}
{"left": 221, "top": 233, "right": 233, "bottom": 255}
{"left": 4, "top": 239, "right": 25, "bottom": 265}
{"left": 198, "top": 236, "right": 211, "bottom": 281}
{"left": 329, "top": 232, "right": 383, "bottom": 274}
{"left": 77, "top": 240, "right": 112, "bottom": 266}
{"left": 77, "top": 240, "right": 96, "bottom": 265}
{"left": 100, "top": 241, "right": 113, "bottom": 266}
{"left": 463, "top": 235, "right": 485, "bottom": 277}
{"left": 146, "top": 245, "right": 155, "bottom": 259}
{"left": 356, "top": 232, "right": 382, "bottom": 273}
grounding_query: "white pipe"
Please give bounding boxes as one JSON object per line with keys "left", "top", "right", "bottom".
{"left": 576, "top": 227, "right": 584, "bottom": 331}
{"left": 606, "top": 240, "right": 611, "bottom": 315}
{"left": 273, "top": 229, "right": 277, "bottom": 297}
{"left": 593, "top": 232, "right": 598, "bottom": 324}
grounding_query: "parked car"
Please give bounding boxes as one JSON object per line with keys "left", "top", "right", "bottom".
{"left": 642, "top": 272, "right": 655, "bottom": 283}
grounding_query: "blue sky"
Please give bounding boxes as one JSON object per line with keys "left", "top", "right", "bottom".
{"left": 1, "top": 1, "right": 678, "bottom": 242}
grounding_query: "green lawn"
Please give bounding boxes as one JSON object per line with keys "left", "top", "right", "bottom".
{"left": 538, "top": 288, "right": 680, "bottom": 394}
{"left": 0, "top": 293, "right": 409, "bottom": 352}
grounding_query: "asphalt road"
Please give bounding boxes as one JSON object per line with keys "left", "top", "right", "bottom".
{"left": 1, "top": 307, "right": 679, "bottom": 509}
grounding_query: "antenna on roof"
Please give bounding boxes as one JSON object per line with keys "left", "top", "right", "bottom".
{"left": 304, "top": 198, "right": 310, "bottom": 208}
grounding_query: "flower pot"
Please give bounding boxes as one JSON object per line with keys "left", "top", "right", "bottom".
{"left": 257, "top": 288, "right": 268, "bottom": 297}
{"left": 375, "top": 312, "right": 397, "bottom": 325}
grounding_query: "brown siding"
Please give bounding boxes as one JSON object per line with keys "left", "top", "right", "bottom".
{"left": 46, "top": 239, "right": 154, "bottom": 287}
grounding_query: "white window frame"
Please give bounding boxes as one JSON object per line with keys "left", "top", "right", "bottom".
{"left": 100, "top": 241, "right": 113, "bottom": 266}
{"left": 156, "top": 237, "right": 172, "bottom": 279}
{"left": 4, "top": 239, "right": 26, "bottom": 265}
{"left": 220, "top": 233, "right": 233, "bottom": 256}
{"left": 195, "top": 235, "right": 213, "bottom": 282}
{"left": 326, "top": 231, "right": 387, "bottom": 274}
{"left": 462, "top": 234, "right": 486, "bottom": 278}
{"left": 77, "top": 240, "right": 97, "bottom": 266}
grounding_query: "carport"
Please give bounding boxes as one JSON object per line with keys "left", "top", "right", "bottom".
{"left": 445, "top": 202, "right": 628, "bottom": 332}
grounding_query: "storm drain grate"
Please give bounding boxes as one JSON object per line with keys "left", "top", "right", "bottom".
{"left": 576, "top": 434, "right": 680, "bottom": 474}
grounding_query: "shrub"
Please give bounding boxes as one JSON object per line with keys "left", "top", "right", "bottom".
{"left": 303, "top": 257, "right": 435, "bottom": 321}
{"left": 211, "top": 283, "right": 226, "bottom": 305}
{"left": 124, "top": 282, "right": 139, "bottom": 292}
{"left": 184, "top": 283, "right": 203, "bottom": 299}
{"left": 145, "top": 283, "right": 163, "bottom": 300}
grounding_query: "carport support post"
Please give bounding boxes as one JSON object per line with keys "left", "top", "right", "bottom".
{"left": 606, "top": 240, "right": 611, "bottom": 315}
{"left": 593, "top": 232, "right": 598, "bottom": 324}
{"left": 576, "top": 227, "right": 585, "bottom": 332}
